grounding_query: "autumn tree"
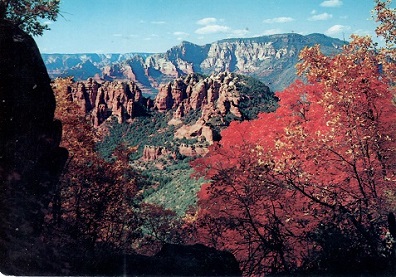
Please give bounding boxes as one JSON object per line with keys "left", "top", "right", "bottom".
{"left": 373, "top": 0, "right": 396, "bottom": 87}
{"left": 192, "top": 32, "right": 396, "bottom": 277}
{"left": 0, "top": 0, "right": 60, "bottom": 36}
{"left": 47, "top": 78, "right": 189, "bottom": 270}
{"left": 136, "top": 203, "right": 185, "bottom": 255}
{"left": 374, "top": 0, "right": 396, "bottom": 46}
{"left": 44, "top": 77, "right": 143, "bottom": 265}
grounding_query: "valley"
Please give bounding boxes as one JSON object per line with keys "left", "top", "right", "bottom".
{"left": 45, "top": 33, "right": 343, "bottom": 220}
{"left": 3, "top": 0, "right": 396, "bottom": 275}
{"left": 57, "top": 71, "right": 278, "bottom": 215}
{"left": 44, "top": 29, "right": 396, "bottom": 276}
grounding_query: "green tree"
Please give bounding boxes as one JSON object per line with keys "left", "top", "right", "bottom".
{"left": 0, "top": 0, "right": 60, "bottom": 36}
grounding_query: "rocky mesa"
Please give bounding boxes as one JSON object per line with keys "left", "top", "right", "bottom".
{"left": 64, "top": 71, "right": 277, "bottom": 161}
{"left": 43, "top": 33, "right": 346, "bottom": 94}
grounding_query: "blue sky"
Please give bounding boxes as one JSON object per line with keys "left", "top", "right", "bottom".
{"left": 35, "top": 0, "right": 389, "bottom": 54}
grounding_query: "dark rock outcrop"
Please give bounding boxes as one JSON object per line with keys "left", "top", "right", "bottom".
{"left": 73, "top": 243, "right": 242, "bottom": 276}
{"left": 0, "top": 19, "right": 68, "bottom": 274}
{"left": 150, "top": 243, "right": 241, "bottom": 276}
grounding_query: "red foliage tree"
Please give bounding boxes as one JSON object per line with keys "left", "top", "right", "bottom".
{"left": 46, "top": 78, "right": 142, "bottom": 258}
{"left": 136, "top": 203, "right": 185, "bottom": 255}
{"left": 192, "top": 35, "right": 396, "bottom": 275}
{"left": 46, "top": 78, "right": 187, "bottom": 267}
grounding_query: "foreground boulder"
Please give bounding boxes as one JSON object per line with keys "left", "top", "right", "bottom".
{"left": 0, "top": 18, "right": 68, "bottom": 274}
{"left": 151, "top": 243, "right": 242, "bottom": 276}
{"left": 74, "top": 243, "right": 242, "bottom": 276}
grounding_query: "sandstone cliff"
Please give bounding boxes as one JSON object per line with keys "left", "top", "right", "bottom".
{"left": 66, "top": 78, "right": 148, "bottom": 126}
{"left": 93, "top": 72, "right": 276, "bottom": 165}
{"left": 153, "top": 72, "right": 277, "bottom": 146}
{"left": 43, "top": 33, "right": 346, "bottom": 93}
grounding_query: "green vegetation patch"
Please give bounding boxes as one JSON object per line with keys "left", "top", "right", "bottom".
{"left": 142, "top": 165, "right": 206, "bottom": 216}
{"left": 97, "top": 111, "right": 177, "bottom": 161}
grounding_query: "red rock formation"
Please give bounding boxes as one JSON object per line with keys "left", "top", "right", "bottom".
{"left": 73, "top": 82, "right": 88, "bottom": 113}
{"left": 171, "top": 79, "right": 187, "bottom": 107}
{"left": 155, "top": 72, "right": 243, "bottom": 120}
{"left": 85, "top": 77, "right": 99, "bottom": 109}
{"left": 207, "top": 78, "right": 221, "bottom": 102}
{"left": 68, "top": 79, "right": 148, "bottom": 126}
{"left": 126, "top": 99, "right": 134, "bottom": 121}
{"left": 179, "top": 144, "right": 208, "bottom": 157}
{"left": 154, "top": 72, "right": 244, "bottom": 145}
{"left": 201, "top": 125, "right": 214, "bottom": 143}
{"left": 154, "top": 78, "right": 189, "bottom": 112}
{"left": 179, "top": 144, "right": 196, "bottom": 156}
{"left": 142, "top": 145, "right": 164, "bottom": 161}
{"left": 174, "top": 119, "right": 213, "bottom": 144}
{"left": 154, "top": 83, "right": 172, "bottom": 112}
{"left": 141, "top": 145, "right": 176, "bottom": 161}
{"left": 189, "top": 80, "right": 207, "bottom": 110}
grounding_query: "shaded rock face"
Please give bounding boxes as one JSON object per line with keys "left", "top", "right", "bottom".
{"left": 0, "top": 19, "right": 68, "bottom": 274}
{"left": 67, "top": 78, "right": 146, "bottom": 126}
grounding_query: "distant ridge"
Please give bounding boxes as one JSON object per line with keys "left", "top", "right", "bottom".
{"left": 42, "top": 33, "right": 346, "bottom": 94}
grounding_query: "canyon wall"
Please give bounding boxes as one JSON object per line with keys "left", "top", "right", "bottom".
{"left": 43, "top": 33, "right": 346, "bottom": 93}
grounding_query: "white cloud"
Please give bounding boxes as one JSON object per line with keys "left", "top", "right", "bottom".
{"left": 325, "top": 24, "right": 350, "bottom": 35}
{"left": 174, "top": 31, "right": 189, "bottom": 41}
{"left": 231, "top": 28, "right": 249, "bottom": 37}
{"left": 260, "top": 28, "right": 283, "bottom": 36}
{"left": 320, "top": 0, "right": 343, "bottom": 7}
{"left": 112, "top": 33, "right": 139, "bottom": 40}
{"left": 195, "top": 24, "right": 230, "bottom": 35}
{"left": 173, "top": 31, "right": 189, "bottom": 36}
{"left": 353, "top": 29, "right": 373, "bottom": 36}
{"left": 263, "top": 17, "right": 294, "bottom": 24}
{"left": 151, "top": 21, "right": 166, "bottom": 25}
{"left": 195, "top": 17, "right": 249, "bottom": 37}
{"left": 311, "top": 10, "right": 317, "bottom": 15}
{"left": 197, "top": 17, "right": 217, "bottom": 25}
{"left": 309, "top": 13, "right": 333, "bottom": 21}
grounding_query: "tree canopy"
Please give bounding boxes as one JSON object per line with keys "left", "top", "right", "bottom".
{"left": 191, "top": 1, "right": 396, "bottom": 275}
{"left": 0, "top": 0, "right": 60, "bottom": 36}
